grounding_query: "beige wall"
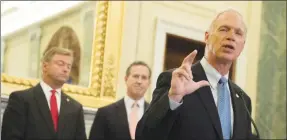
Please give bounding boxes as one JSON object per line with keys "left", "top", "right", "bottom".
{"left": 111, "top": 1, "right": 263, "bottom": 119}
{"left": 2, "top": 1, "right": 97, "bottom": 86}
{"left": 4, "top": 30, "right": 30, "bottom": 78}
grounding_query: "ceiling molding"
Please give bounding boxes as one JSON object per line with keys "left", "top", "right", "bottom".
{"left": 1, "top": 1, "right": 87, "bottom": 38}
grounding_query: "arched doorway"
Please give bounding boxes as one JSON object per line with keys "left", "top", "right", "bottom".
{"left": 44, "top": 26, "right": 81, "bottom": 85}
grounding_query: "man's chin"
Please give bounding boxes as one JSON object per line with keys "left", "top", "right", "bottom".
{"left": 217, "top": 54, "right": 235, "bottom": 63}
{"left": 55, "top": 79, "right": 67, "bottom": 85}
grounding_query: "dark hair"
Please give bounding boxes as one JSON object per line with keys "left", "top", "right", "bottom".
{"left": 125, "top": 61, "right": 152, "bottom": 78}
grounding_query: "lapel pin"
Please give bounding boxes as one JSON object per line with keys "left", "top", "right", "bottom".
{"left": 67, "top": 98, "right": 70, "bottom": 102}
{"left": 236, "top": 94, "right": 239, "bottom": 98}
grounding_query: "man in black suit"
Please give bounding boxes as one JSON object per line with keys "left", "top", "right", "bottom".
{"left": 1, "top": 47, "right": 86, "bottom": 140}
{"left": 136, "top": 9, "right": 254, "bottom": 140}
{"left": 89, "top": 61, "right": 151, "bottom": 140}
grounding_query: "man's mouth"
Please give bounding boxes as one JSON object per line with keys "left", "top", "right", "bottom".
{"left": 135, "top": 86, "right": 142, "bottom": 90}
{"left": 222, "top": 44, "right": 235, "bottom": 50}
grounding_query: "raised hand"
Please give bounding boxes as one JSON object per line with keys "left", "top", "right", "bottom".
{"left": 168, "top": 50, "right": 210, "bottom": 102}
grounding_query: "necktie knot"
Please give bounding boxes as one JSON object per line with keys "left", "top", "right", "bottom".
{"left": 132, "top": 102, "right": 139, "bottom": 108}
{"left": 218, "top": 77, "right": 228, "bottom": 85}
{"left": 51, "top": 89, "right": 56, "bottom": 95}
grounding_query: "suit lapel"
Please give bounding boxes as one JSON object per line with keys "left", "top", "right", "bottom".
{"left": 115, "top": 99, "right": 131, "bottom": 139}
{"left": 33, "top": 84, "right": 56, "bottom": 136}
{"left": 57, "top": 92, "right": 72, "bottom": 138}
{"left": 228, "top": 82, "right": 244, "bottom": 139}
{"left": 192, "top": 63, "right": 223, "bottom": 140}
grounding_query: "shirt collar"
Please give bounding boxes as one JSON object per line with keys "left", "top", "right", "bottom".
{"left": 40, "top": 81, "right": 62, "bottom": 95}
{"left": 124, "top": 95, "right": 145, "bottom": 108}
{"left": 200, "top": 57, "right": 229, "bottom": 89}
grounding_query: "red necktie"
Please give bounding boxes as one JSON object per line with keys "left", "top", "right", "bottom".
{"left": 50, "top": 89, "right": 58, "bottom": 132}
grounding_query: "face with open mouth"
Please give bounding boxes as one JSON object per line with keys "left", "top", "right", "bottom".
{"left": 205, "top": 11, "right": 246, "bottom": 63}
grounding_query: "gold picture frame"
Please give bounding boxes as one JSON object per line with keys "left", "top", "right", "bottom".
{"left": 1, "top": 1, "right": 117, "bottom": 108}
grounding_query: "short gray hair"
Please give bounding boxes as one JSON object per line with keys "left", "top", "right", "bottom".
{"left": 208, "top": 8, "right": 247, "bottom": 34}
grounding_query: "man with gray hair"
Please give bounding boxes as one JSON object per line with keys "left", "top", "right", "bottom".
{"left": 1, "top": 47, "right": 86, "bottom": 140}
{"left": 136, "top": 9, "right": 254, "bottom": 140}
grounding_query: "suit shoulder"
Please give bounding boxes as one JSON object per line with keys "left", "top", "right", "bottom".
{"left": 158, "top": 62, "right": 198, "bottom": 77}
{"left": 159, "top": 68, "right": 175, "bottom": 77}
{"left": 98, "top": 101, "right": 118, "bottom": 111}
{"left": 97, "top": 100, "right": 121, "bottom": 115}
{"left": 9, "top": 87, "right": 34, "bottom": 98}
{"left": 155, "top": 68, "right": 177, "bottom": 87}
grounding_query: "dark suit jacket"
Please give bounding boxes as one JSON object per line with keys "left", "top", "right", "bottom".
{"left": 136, "top": 62, "right": 253, "bottom": 140}
{"left": 1, "top": 83, "right": 87, "bottom": 140}
{"left": 89, "top": 98, "right": 149, "bottom": 140}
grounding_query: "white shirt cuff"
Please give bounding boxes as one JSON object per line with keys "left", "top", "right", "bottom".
{"left": 169, "top": 97, "right": 183, "bottom": 110}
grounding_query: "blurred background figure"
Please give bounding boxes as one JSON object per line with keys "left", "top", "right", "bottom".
{"left": 89, "top": 61, "right": 151, "bottom": 140}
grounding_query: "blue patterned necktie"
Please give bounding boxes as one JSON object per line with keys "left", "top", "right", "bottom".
{"left": 217, "top": 77, "right": 231, "bottom": 139}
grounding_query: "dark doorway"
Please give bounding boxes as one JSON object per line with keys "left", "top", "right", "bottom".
{"left": 163, "top": 33, "right": 236, "bottom": 81}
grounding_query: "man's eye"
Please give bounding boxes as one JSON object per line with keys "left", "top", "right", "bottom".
{"left": 219, "top": 28, "right": 228, "bottom": 32}
{"left": 56, "top": 61, "right": 64, "bottom": 66}
{"left": 236, "top": 31, "right": 243, "bottom": 36}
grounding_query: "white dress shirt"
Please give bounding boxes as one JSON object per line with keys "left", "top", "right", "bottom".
{"left": 124, "top": 95, "right": 145, "bottom": 124}
{"left": 169, "top": 57, "right": 234, "bottom": 133}
{"left": 40, "top": 81, "right": 61, "bottom": 113}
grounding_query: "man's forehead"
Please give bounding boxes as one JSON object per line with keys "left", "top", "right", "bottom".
{"left": 131, "top": 66, "right": 148, "bottom": 73}
{"left": 51, "top": 54, "right": 73, "bottom": 62}
{"left": 52, "top": 54, "right": 71, "bottom": 58}
{"left": 129, "top": 65, "right": 150, "bottom": 75}
{"left": 217, "top": 11, "right": 243, "bottom": 22}
{"left": 213, "top": 10, "right": 247, "bottom": 32}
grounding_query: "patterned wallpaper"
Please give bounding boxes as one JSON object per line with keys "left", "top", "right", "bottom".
{"left": 255, "top": 1, "right": 286, "bottom": 139}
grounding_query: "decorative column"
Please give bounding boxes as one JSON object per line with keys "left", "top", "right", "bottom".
{"left": 28, "top": 27, "right": 42, "bottom": 78}
{"left": 1, "top": 38, "right": 5, "bottom": 73}
{"left": 255, "top": 1, "right": 286, "bottom": 139}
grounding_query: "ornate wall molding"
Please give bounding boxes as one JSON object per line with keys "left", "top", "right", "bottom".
{"left": 90, "top": 1, "right": 109, "bottom": 97}
{"left": 1, "top": 1, "right": 116, "bottom": 108}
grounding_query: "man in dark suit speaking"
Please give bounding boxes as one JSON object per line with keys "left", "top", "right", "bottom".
{"left": 89, "top": 61, "right": 151, "bottom": 140}
{"left": 136, "top": 9, "right": 254, "bottom": 140}
{"left": 1, "top": 47, "right": 86, "bottom": 140}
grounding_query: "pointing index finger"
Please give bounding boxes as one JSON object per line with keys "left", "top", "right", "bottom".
{"left": 182, "top": 50, "right": 198, "bottom": 67}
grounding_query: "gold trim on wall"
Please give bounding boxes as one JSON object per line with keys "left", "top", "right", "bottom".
{"left": 1, "top": 1, "right": 116, "bottom": 108}
{"left": 89, "top": 1, "right": 109, "bottom": 97}
{"left": 100, "top": 1, "right": 125, "bottom": 99}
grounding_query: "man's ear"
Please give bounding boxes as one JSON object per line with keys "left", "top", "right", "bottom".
{"left": 42, "top": 62, "right": 48, "bottom": 71}
{"left": 205, "top": 31, "right": 210, "bottom": 45}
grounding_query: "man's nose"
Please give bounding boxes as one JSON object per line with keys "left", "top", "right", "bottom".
{"left": 226, "top": 31, "right": 236, "bottom": 41}
{"left": 136, "top": 78, "right": 143, "bottom": 84}
{"left": 63, "top": 66, "right": 69, "bottom": 73}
